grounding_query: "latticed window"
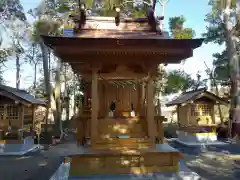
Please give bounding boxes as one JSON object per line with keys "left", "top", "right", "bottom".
{"left": 0, "top": 104, "right": 4, "bottom": 120}
{"left": 191, "top": 104, "right": 211, "bottom": 116}
{"left": 6, "top": 105, "right": 19, "bottom": 120}
{"left": 24, "top": 107, "right": 33, "bottom": 127}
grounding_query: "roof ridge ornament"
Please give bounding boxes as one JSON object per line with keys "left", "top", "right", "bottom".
{"left": 114, "top": 5, "right": 121, "bottom": 26}
{"left": 79, "top": 1, "right": 86, "bottom": 29}
{"left": 147, "top": 0, "right": 164, "bottom": 34}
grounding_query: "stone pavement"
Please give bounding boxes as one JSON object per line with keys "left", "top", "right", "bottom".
{"left": 1, "top": 139, "right": 240, "bottom": 180}
{"left": 169, "top": 140, "right": 240, "bottom": 180}
{"left": 0, "top": 143, "right": 74, "bottom": 180}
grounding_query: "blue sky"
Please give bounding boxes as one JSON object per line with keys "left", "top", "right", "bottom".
{"left": 3, "top": 0, "right": 224, "bottom": 88}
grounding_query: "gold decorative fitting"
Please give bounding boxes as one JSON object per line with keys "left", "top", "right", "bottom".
{"left": 116, "top": 40, "right": 124, "bottom": 46}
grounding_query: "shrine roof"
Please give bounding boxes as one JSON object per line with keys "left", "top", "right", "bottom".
{"left": 0, "top": 84, "right": 46, "bottom": 106}
{"left": 165, "top": 88, "right": 229, "bottom": 107}
{"left": 41, "top": 16, "right": 203, "bottom": 49}
{"left": 41, "top": 33, "right": 203, "bottom": 49}
{"left": 41, "top": 16, "right": 204, "bottom": 70}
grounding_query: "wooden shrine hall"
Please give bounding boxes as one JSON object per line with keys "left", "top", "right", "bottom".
{"left": 42, "top": 4, "right": 204, "bottom": 177}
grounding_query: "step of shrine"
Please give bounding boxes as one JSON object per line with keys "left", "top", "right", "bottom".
{"left": 93, "top": 138, "right": 153, "bottom": 150}
{"left": 67, "top": 144, "right": 183, "bottom": 177}
{"left": 50, "top": 160, "right": 201, "bottom": 180}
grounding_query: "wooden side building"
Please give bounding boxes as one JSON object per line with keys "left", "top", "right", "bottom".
{"left": 0, "top": 84, "right": 46, "bottom": 141}
{"left": 166, "top": 88, "right": 229, "bottom": 145}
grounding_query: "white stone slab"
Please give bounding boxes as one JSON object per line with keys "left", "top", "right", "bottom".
{"left": 0, "top": 137, "right": 39, "bottom": 156}
{"left": 177, "top": 130, "right": 218, "bottom": 143}
{"left": 175, "top": 138, "right": 226, "bottom": 146}
{"left": 0, "top": 145, "right": 39, "bottom": 155}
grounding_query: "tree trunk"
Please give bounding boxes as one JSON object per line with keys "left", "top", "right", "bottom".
{"left": 73, "top": 82, "right": 76, "bottom": 114}
{"left": 64, "top": 64, "right": 70, "bottom": 121}
{"left": 231, "top": 0, "right": 240, "bottom": 136}
{"left": 224, "top": 0, "right": 240, "bottom": 137}
{"left": 39, "top": 40, "right": 51, "bottom": 133}
{"left": 213, "top": 78, "right": 224, "bottom": 123}
{"left": 16, "top": 54, "right": 20, "bottom": 89}
{"left": 54, "top": 57, "right": 62, "bottom": 138}
{"left": 32, "top": 43, "right": 37, "bottom": 96}
{"left": 33, "top": 64, "right": 37, "bottom": 88}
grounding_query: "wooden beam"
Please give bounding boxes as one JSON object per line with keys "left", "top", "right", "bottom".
{"left": 58, "top": 53, "right": 188, "bottom": 65}
{"left": 54, "top": 46, "right": 187, "bottom": 55}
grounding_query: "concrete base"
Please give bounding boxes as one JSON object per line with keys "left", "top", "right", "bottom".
{"left": 49, "top": 161, "right": 200, "bottom": 180}
{"left": 175, "top": 130, "right": 226, "bottom": 146}
{"left": 177, "top": 130, "right": 217, "bottom": 142}
{"left": 0, "top": 137, "right": 39, "bottom": 155}
{"left": 174, "top": 138, "right": 226, "bottom": 146}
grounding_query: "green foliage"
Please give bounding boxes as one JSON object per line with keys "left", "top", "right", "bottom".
{"left": 27, "top": 77, "right": 47, "bottom": 99}
{"left": 0, "top": 0, "right": 26, "bottom": 22}
{"left": 212, "top": 50, "right": 230, "bottom": 82}
{"left": 203, "top": 0, "right": 236, "bottom": 85}
{"left": 163, "top": 70, "right": 198, "bottom": 95}
{"left": 32, "top": 20, "right": 62, "bottom": 42}
{"left": 56, "top": 0, "right": 147, "bottom": 17}
{"left": 202, "top": 0, "right": 226, "bottom": 45}
{"left": 168, "top": 16, "right": 195, "bottom": 39}
{"left": 0, "top": 48, "right": 12, "bottom": 64}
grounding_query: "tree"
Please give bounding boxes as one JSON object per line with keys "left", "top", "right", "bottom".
{"left": 56, "top": 0, "right": 148, "bottom": 17}
{"left": 202, "top": 0, "right": 231, "bottom": 85}
{"left": 27, "top": 77, "right": 46, "bottom": 99}
{"left": 5, "top": 19, "right": 29, "bottom": 89}
{"left": 204, "top": 61, "right": 224, "bottom": 123}
{"left": 169, "top": 16, "right": 195, "bottom": 39}
{"left": 204, "top": 0, "right": 240, "bottom": 137}
{"left": 212, "top": 50, "right": 229, "bottom": 83}
{"left": 24, "top": 43, "right": 42, "bottom": 90}
{"left": 163, "top": 70, "right": 204, "bottom": 95}
{"left": 0, "top": 0, "right": 26, "bottom": 24}
{"left": 30, "top": 0, "right": 62, "bottom": 134}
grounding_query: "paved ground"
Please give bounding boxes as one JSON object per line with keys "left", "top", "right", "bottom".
{"left": 169, "top": 140, "right": 240, "bottom": 180}
{"left": 0, "top": 146, "right": 64, "bottom": 180}
{"left": 1, "top": 138, "right": 240, "bottom": 180}
{"left": 0, "top": 133, "right": 78, "bottom": 180}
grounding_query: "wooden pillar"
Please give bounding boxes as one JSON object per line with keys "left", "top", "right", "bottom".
{"left": 84, "top": 85, "right": 88, "bottom": 107}
{"left": 137, "top": 81, "right": 141, "bottom": 115}
{"left": 91, "top": 69, "right": 99, "bottom": 145}
{"left": 32, "top": 105, "right": 36, "bottom": 128}
{"left": 20, "top": 105, "right": 24, "bottom": 129}
{"left": 187, "top": 105, "right": 191, "bottom": 126}
{"left": 158, "top": 120, "right": 164, "bottom": 143}
{"left": 177, "top": 105, "right": 180, "bottom": 126}
{"left": 3, "top": 105, "right": 6, "bottom": 121}
{"left": 147, "top": 74, "right": 155, "bottom": 141}
{"left": 211, "top": 104, "right": 215, "bottom": 124}
{"left": 140, "top": 80, "right": 146, "bottom": 116}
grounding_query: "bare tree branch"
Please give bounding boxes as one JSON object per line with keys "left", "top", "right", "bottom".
{"left": 158, "top": 0, "right": 170, "bottom": 6}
